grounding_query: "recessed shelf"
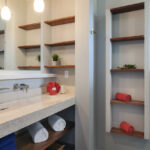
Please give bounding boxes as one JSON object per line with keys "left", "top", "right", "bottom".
{"left": 110, "top": 69, "right": 144, "bottom": 72}
{"left": 18, "top": 66, "right": 40, "bottom": 69}
{"left": 111, "top": 127, "right": 144, "bottom": 139}
{"left": 16, "top": 121, "right": 74, "bottom": 150}
{"left": 45, "top": 40, "right": 75, "bottom": 47}
{"left": 45, "top": 65, "right": 75, "bottom": 68}
{"left": 19, "top": 22, "right": 41, "bottom": 30}
{"left": 45, "top": 16, "right": 75, "bottom": 26}
{"left": 0, "top": 30, "right": 4, "bottom": 34}
{"left": 111, "top": 2, "right": 144, "bottom": 14}
{"left": 111, "top": 35, "right": 144, "bottom": 42}
{"left": 111, "top": 100, "right": 144, "bottom": 106}
{"left": 18, "top": 45, "right": 40, "bottom": 49}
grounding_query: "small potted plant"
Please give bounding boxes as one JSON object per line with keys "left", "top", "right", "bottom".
{"left": 52, "top": 53, "right": 59, "bottom": 65}
{"left": 37, "top": 54, "right": 40, "bottom": 62}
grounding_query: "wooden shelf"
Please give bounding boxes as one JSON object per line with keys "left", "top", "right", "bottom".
{"left": 111, "top": 127, "right": 144, "bottom": 139}
{"left": 16, "top": 121, "right": 74, "bottom": 150}
{"left": 111, "top": 2, "right": 144, "bottom": 14}
{"left": 19, "top": 22, "right": 41, "bottom": 30}
{"left": 0, "top": 30, "right": 4, "bottom": 34}
{"left": 18, "top": 66, "right": 40, "bottom": 69}
{"left": 45, "top": 40, "right": 75, "bottom": 47}
{"left": 47, "top": 143, "right": 65, "bottom": 150}
{"left": 45, "top": 65, "right": 75, "bottom": 68}
{"left": 18, "top": 45, "right": 40, "bottom": 49}
{"left": 111, "top": 100, "right": 144, "bottom": 106}
{"left": 111, "top": 35, "right": 144, "bottom": 42}
{"left": 45, "top": 16, "right": 75, "bottom": 26}
{"left": 110, "top": 69, "right": 144, "bottom": 72}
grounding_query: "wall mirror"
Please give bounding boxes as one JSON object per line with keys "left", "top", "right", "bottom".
{"left": 0, "top": 0, "right": 42, "bottom": 71}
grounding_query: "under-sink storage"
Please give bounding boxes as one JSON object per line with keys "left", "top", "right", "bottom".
{"left": 15, "top": 107, "right": 75, "bottom": 150}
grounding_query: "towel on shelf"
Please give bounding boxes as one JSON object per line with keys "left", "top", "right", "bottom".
{"left": 0, "top": 134, "right": 16, "bottom": 148}
{"left": 48, "top": 115, "right": 66, "bottom": 132}
{"left": 116, "top": 93, "right": 132, "bottom": 102}
{"left": 27, "top": 122, "right": 49, "bottom": 144}
{"left": 120, "top": 121, "right": 134, "bottom": 135}
{"left": 0, "top": 141, "right": 17, "bottom": 150}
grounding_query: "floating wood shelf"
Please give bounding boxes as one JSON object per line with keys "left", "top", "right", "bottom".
{"left": 18, "top": 45, "right": 40, "bottom": 49}
{"left": 111, "top": 35, "right": 144, "bottom": 42}
{"left": 45, "top": 40, "right": 75, "bottom": 47}
{"left": 18, "top": 66, "right": 40, "bottom": 69}
{"left": 111, "top": 69, "right": 144, "bottom": 72}
{"left": 16, "top": 121, "right": 74, "bottom": 150}
{"left": 111, "top": 2, "right": 144, "bottom": 14}
{"left": 0, "top": 30, "right": 4, "bottom": 34}
{"left": 111, "top": 127, "right": 144, "bottom": 139}
{"left": 111, "top": 100, "right": 144, "bottom": 106}
{"left": 45, "top": 16, "right": 75, "bottom": 26}
{"left": 19, "top": 22, "right": 41, "bottom": 30}
{"left": 47, "top": 143, "right": 65, "bottom": 150}
{"left": 45, "top": 65, "right": 75, "bottom": 68}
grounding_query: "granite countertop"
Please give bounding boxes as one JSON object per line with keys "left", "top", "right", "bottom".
{"left": 0, "top": 87, "right": 75, "bottom": 138}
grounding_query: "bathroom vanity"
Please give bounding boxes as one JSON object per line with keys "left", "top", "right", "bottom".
{"left": 0, "top": 87, "right": 75, "bottom": 139}
{"left": 0, "top": 0, "right": 95, "bottom": 149}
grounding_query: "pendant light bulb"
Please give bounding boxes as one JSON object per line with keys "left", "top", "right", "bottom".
{"left": 34, "top": 0, "right": 45, "bottom": 13}
{"left": 1, "top": 0, "right": 11, "bottom": 21}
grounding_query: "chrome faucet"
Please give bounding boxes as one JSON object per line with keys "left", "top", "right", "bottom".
{"left": 13, "top": 84, "right": 29, "bottom": 92}
{"left": 20, "top": 84, "right": 29, "bottom": 91}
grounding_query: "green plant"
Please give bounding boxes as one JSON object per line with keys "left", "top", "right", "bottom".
{"left": 124, "top": 64, "right": 136, "bottom": 69}
{"left": 52, "top": 54, "right": 59, "bottom": 61}
{"left": 118, "top": 64, "right": 136, "bottom": 69}
{"left": 37, "top": 54, "right": 40, "bottom": 62}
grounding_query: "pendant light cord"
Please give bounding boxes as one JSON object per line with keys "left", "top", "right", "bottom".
{"left": 5, "top": 0, "right": 7, "bottom": 6}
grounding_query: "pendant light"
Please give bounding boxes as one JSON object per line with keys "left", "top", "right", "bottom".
{"left": 34, "top": 0, "right": 45, "bottom": 13}
{"left": 1, "top": 0, "right": 11, "bottom": 21}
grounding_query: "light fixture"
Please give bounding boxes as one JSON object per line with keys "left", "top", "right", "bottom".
{"left": 34, "top": 0, "right": 45, "bottom": 13}
{"left": 1, "top": 0, "right": 11, "bottom": 21}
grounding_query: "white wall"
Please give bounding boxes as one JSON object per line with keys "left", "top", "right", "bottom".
{"left": 75, "top": 0, "right": 95, "bottom": 149}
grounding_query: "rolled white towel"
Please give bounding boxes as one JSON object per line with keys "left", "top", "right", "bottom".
{"left": 48, "top": 115, "right": 66, "bottom": 131}
{"left": 28, "top": 122, "right": 49, "bottom": 143}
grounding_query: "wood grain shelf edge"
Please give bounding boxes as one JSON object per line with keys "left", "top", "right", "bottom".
{"left": 110, "top": 69, "right": 144, "bottom": 72}
{"left": 111, "top": 127, "right": 144, "bottom": 139}
{"left": 45, "top": 16, "right": 75, "bottom": 26}
{"left": 19, "top": 22, "right": 41, "bottom": 30}
{"left": 111, "top": 2, "right": 144, "bottom": 14}
{"left": 18, "top": 66, "right": 40, "bottom": 69}
{"left": 45, "top": 65, "right": 75, "bottom": 68}
{"left": 18, "top": 45, "right": 40, "bottom": 49}
{"left": 111, "top": 35, "right": 144, "bottom": 42}
{"left": 45, "top": 40, "right": 75, "bottom": 47}
{"left": 111, "top": 100, "right": 144, "bottom": 106}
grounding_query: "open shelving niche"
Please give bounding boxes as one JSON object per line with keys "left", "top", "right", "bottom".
{"left": 18, "top": 21, "right": 41, "bottom": 70}
{"left": 16, "top": 0, "right": 42, "bottom": 70}
{"left": 106, "top": 2, "right": 150, "bottom": 140}
{"left": 42, "top": 1, "right": 75, "bottom": 75}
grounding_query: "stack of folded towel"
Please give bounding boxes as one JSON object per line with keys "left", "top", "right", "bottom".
{"left": 0, "top": 134, "right": 16, "bottom": 150}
